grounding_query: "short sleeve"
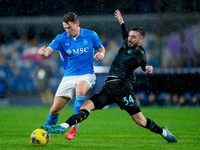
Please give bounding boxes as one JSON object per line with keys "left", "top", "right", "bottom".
{"left": 92, "top": 31, "right": 102, "bottom": 50}
{"left": 48, "top": 35, "right": 62, "bottom": 51}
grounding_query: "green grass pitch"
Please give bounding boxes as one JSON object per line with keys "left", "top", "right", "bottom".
{"left": 0, "top": 106, "right": 199, "bottom": 150}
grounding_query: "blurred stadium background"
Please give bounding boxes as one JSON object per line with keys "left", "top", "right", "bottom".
{"left": 0, "top": 0, "right": 200, "bottom": 107}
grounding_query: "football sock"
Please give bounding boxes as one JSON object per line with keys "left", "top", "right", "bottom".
{"left": 162, "top": 129, "right": 167, "bottom": 137}
{"left": 145, "top": 118, "right": 163, "bottom": 135}
{"left": 73, "top": 123, "right": 79, "bottom": 130}
{"left": 74, "top": 95, "right": 85, "bottom": 114}
{"left": 45, "top": 112, "right": 59, "bottom": 125}
{"left": 65, "top": 109, "right": 90, "bottom": 127}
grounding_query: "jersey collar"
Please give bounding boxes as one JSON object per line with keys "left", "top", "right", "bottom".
{"left": 79, "top": 28, "right": 83, "bottom": 36}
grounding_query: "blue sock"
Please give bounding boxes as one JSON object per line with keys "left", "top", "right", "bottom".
{"left": 45, "top": 112, "right": 59, "bottom": 125}
{"left": 74, "top": 95, "right": 85, "bottom": 114}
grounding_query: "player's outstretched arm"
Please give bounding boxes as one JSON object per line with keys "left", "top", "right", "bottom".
{"left": 38, "top": 46, "right": 53, "bottom": 57}
{"left": 114, "top": 9, "right": 128, "bottom": 42}
{"left": 114, "top": 9, "right": 124, "bottom": 25}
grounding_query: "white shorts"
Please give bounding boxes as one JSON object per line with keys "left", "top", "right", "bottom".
{"left": 55, "top": 74, "right": 96, "bottom": 99}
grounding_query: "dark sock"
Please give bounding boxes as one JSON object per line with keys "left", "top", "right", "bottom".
{"left": 145, "top": 118, "right": 163, "bottom": 134}
{"left": 65, "top": 109, "right": 90, "bottom": 127}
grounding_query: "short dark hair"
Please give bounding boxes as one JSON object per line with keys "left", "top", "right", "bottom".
{"left": 62, "top": 12, "right": 78, "bottom": 23}
{"left": 130, "top": 27, "right": 145, "bottom": 38}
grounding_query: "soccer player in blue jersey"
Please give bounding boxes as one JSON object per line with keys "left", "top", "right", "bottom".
{"left": 38, "top": 12, "right": 105, "bottom": 140}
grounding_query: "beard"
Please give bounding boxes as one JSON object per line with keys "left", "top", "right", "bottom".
{"left": 127, "top": 41, "right": 138, "bottom": 48}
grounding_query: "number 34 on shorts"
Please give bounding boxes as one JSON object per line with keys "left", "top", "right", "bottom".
{"left": 123, "top": 95, "right": 134, "bottom": 106}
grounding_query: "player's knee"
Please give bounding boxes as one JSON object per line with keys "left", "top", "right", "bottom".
{"left": 76, "top": 90, "right": 86, "bottom": 96}
{"left": 50, "top": 107, "right": 61, "bottom": 115}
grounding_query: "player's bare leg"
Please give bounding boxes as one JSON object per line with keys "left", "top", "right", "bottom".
{"left": 45, "top": 96, "right": 70, "bottom": 125}
{"left": 50, "top": 96, "right": 70, "bottom": 115}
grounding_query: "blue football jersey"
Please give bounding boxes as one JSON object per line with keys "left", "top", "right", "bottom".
{"left": 48, "top": 28, "right": 102, "bottom": 76}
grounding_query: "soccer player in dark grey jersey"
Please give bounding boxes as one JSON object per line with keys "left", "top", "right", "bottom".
{"left": 42, "top": 10, "right": 177, "bottom": 143}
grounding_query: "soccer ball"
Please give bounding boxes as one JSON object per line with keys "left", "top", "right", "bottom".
{"left": 30, "top": 129, "right": 50, "bottom": 146}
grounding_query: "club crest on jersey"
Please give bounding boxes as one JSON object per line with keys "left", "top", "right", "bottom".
{"left": 66, "top": 49, "right": 72, "bottom": 54}
{"left": 127, "top": 49, "right": 132, "bottom": 54}
{"left": 83, "top": 40, "right": 88, "bottom": 45}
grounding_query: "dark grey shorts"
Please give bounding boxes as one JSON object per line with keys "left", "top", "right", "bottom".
{"left": 90, "top": 79, "right": 141, "bottom": 115}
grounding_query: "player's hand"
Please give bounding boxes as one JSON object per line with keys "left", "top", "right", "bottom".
{"left": 114, "top": 9, "right": 124, "bottom": 25}
{"left": 145, "top": 65, "right": 153, "bottom": 74}
{"left": 94, "top": 52, "right": 104, "bottom": 61}
{"left": 38, "top": 46, "right": 46, "bottom": 57}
